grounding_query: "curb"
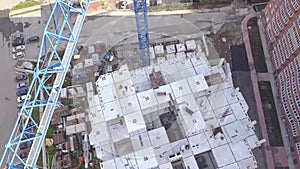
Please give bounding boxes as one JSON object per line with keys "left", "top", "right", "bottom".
{"left": 9, "top": 5, "right": 42, "bottom": 17}
{"left": 96, "top": 9, "right": 199, "bottom": 17}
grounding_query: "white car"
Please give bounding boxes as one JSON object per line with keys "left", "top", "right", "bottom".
{"left": 12, "top": 45, "right": 25, "bottom": 53}
{"left": 121, "top": 1, "right": 128, "bottom": 9}
{"left": 17, "top": 95, "right": 31, "bottom": 103}
{"left": 12, "top": 51, "right": 25, "bottom": 60}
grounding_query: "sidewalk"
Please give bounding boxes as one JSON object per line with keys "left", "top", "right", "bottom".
{"left": 241, "top": 13, "right": 275, "bottom": 169}
{"left": 0, "top": 0, "right": 25, "bottom": 10}
{"left": 9, "top": 4, "right": 42, "bottom": 17}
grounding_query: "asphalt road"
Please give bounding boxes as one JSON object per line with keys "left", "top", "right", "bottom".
{"left": 0, "top": 11, "right": 43, "bottom": 161}
{"left": 0, "top": 10, "right": 22, "bottom": 160}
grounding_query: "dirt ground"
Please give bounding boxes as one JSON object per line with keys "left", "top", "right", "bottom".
{"left": 207, "top": 20, "right": 244, "bottom": 62}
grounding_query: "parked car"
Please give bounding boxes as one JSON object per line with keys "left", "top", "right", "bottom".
{"left": 12, "top": 38, "right": 25, "bottom": 47}
{"left": 16, "top": 89, "right": 28, "bottom": 97}
{"left": 12, "top": 34, "right": 24, "bottom": 41}
{"left": 104, "top": 54, "right": 114, "bottom": 62}
{"left": 15, "top": 74, "right": 28, "bottom": 82}
{"left": 19, "top": 151, "right": 28, "bottom": 159}
{"left": 26, "top": 36, "right": 40, "bottom": 44}
{"left": 116, "top": 1, "right": 128, "bottom": 9}
{"left": 12, "top": 51, "right": 25, "bottom": 60}
{"left": 17, "top": 95, "right": 31, "bottom": 103}
{"left": 12, "top": 45, "right": 25, "bottom": 53}
{"left": 19, "top": 142, "right": 32, "bottom": 150}
{"left": 17, "top": 103, "right": 23, "bottom": 109}
{"left": 16, "top": 82, "right": 27, "bottom": 89}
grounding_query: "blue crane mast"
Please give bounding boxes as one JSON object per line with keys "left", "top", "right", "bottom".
{"left": 0, "top": 0, "right": 90, "bottom": 168}
{"left": 134, "top": 0, "right": 150, "bottom": 66}
{"left": 1, "top": 0, "right": 150, "bottom": 168}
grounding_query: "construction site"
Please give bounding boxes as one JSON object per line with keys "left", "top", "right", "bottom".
{"left": 87, "top": 38, "right": 264, "bottom": 169}
{"left": 0, "top": 0, "right": 267, "bottom": 169}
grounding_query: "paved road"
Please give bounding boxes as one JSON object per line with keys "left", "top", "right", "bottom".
{"left": 0, "top": 9, "right": 23, "bottom": 159}
{"left": 0, "top": 5, "right": 49, "bottom": 160}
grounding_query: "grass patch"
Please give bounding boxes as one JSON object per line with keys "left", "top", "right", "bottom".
{"left": 28, "top": 73, "right": 33, "bottom": 83}
{"left": 46, "top": 145, "right": 57, "bottom": 166}
{"left": 100, "top": 0, "right": 106, "bottom": 8}
{"left": 12, "top": 1, "right": 42, "bottom": 11}
{"left": 258, "top": 81, "right": 284, "bottom": 146}
{"left": 11, "top": 8, "right": 42, "bottom": 17}
{"left": 149, "top": 5, "right": 191, "bottom": 12}
{"left": 32, "top": 107, "right": 40, "bottom": 123}
{"left": 46, "top": 125, "right": 56, "bottom": 138}
{"left": 61, "top": 98, "right": 73, "bottom": 106}
{"left": 248, "top": 18, "right": 268, "bottom": 73}
{"left": 36, "top": 152, "right": 43, "bottom": 168}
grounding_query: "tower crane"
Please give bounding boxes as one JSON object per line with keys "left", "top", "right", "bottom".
{"left": 0, "top": 0, "right": 150, "bottom": 168}
{"left": 134, "top": 0, "right": 150, "bottom": 66}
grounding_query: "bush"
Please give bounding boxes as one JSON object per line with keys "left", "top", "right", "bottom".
{"left": 46, "top": 145, "right": 57, "bottom": 165}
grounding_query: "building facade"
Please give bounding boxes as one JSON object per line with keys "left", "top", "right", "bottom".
{"left": 263, "top": 0, "right": 300, "bottom": 163}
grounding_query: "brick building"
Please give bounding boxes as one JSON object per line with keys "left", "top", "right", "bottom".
{"left": 262, "top": 0, "right": 300, "bottom": 164}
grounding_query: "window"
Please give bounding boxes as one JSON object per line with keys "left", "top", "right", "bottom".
{"left": 298, "top": 15, "right": 300, "bottom": 28}
{"left": 273, "top": 47, "right": 281, "bottom": 69}
{"left": 286, "top": 0, "right": 294, "bottom": 17}
{"left": 276, "top": 12, "right": 284, "bottom": 30}
{"left": 291, "top": 0, "right": 299, "bottom": 10}
{"left": 277, "top": 41, "right": 285, "bottom": 64}
{"left": 282, "top": 35, "right": 291, "bottom": 58}
{"left": 292, "top": 23, "right": 300, "bottom": 47}
{"left": 280, "top": 6, "right": 289, "bottom": 24}
{"left": 287, "top": 31, "right": 296, "bottom": 53}
{"left": 272, "top": 19, "right": 279, "bottom": 36}
{"left": 267, "top": 25, "right": 275, "bottom": 42}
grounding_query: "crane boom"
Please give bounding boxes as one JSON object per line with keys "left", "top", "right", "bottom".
{"left": 1, "top": 0, "right": 150, "bottom": 168}
{"left": 0, "top": 0, "right": 90, "bottom": 168}
{"left": 134, "top": 0, "right": 150, "bottom": 66}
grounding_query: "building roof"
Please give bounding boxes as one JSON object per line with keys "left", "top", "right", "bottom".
{"left": 66, "top": 123, "right": 86, "bottom": 135}
{"left": 102, "top": 100, "right": 123, "bottom": 121}
{"left": 137, "top": 89, "right": 158, "bottom": 110}
{"left": 148, "top": 127, "right": 169, "bottom": 148}
{"left": 166, "top": 44, "right": 176, "bottom": 54}
{"left": 124, "top": 110, "right": 146, "bottom": 135}
{"left": 134, "top": 147, "right": 158, "bottom": 169}
{"left": 186, "top": 40, "right": 196, "bottom": 51}
{"left": 119, "top": 94, "right": 141, "bottom": 115}
{"left": 170, "top": 79, "right": 192, "bottom": 99}
{"left": 53, "top": 132, "right": 65, "bottom": 145}
{"left": 154, "top": 45, "right": 164, "bottom": 55}
{"left": 176, "top": 43, "right": 186, "bottom": 52}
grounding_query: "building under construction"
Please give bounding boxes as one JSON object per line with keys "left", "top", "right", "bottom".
{"left": 87, "top": 39, "right": 263, "bottom": 169}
